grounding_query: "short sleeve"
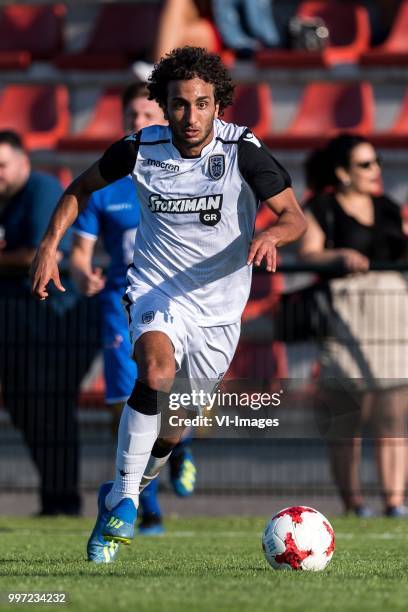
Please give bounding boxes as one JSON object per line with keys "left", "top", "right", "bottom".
{"left": 98, "top": 133, "right": 140, "bottom": 183}
{"left": 24, "top": 173, "right": 63, "bottom": 248}
{"left": 237, "top": 130, "right": 291, "bottom": 201}
{"left": 73, "top": 192, "right": 101, "bottom": 240}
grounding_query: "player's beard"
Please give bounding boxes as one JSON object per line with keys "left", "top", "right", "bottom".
{"left": 173, "top": 115, "right": 215, "bottom": 155}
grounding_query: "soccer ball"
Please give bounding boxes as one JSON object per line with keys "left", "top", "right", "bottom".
{"left": 262, "top": 506, "right": 335, "bottom": 571}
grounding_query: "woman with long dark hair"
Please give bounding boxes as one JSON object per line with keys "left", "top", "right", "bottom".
{"left": 300, "top": 133, "right": 408, "bottom": 517}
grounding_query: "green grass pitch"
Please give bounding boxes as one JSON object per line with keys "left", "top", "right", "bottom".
{"left": 0, "top": 515, "right": 408, "bottom": 612}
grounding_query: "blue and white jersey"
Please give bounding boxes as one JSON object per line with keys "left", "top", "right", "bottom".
{"left": 73, "top": 176, "right": 140, "bottom": 289}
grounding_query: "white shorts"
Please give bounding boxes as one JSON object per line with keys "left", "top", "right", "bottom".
{"left": 123, "top": 281, "right": 240, "bottom": 412}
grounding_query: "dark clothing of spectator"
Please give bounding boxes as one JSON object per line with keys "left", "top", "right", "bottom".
{"left": 306, "top": 192, "right": 407, "bottom": 261}
{"left": 0, "top": 171, "right": 100, "bottom": 515}
{"left": 0, "top": 171, "right": 66, "bottom": 252}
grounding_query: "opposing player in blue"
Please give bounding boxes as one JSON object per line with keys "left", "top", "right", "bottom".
{"left": 70, "top": 83, "right": 196, "bottom": 562}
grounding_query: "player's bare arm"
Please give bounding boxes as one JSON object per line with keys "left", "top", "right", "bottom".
{"left": 247, "top": 187, "right": 306, "bottom": 272}
{"left": 31, "top": 131, "right": 140, "bottom": 300}
{"left": 70, "top": 234, "right": 106, "bottom": 297}
{"left": 31, "top": 162, "right": 108, "bottom": 300}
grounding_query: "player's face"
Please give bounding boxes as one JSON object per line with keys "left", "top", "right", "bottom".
{"left": 166, "top": 78, "right": 220, "bottom": 156}
{"left": 343, "top": 143, "right": 383, "bottom": 196}
{"left": 123, "top": 97, "right": 166, "bottom": 133}
{"left": 0, "top": 144, "right": 30, "bottom": 199}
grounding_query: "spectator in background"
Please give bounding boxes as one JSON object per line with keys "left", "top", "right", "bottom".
{"left": 0, "top": 130, "right": 99, "bottom": 515}
{"left": 300, "top": 133, "right": 408, "bottom": 518}
{"left": 133, "top": 0, "right": 221, "bottom": 80}
{"left": 70, "top": 83, "right": 197, "bottom": 542}
{"left": 212, "top": 0, "right": 280, "bottom": 57}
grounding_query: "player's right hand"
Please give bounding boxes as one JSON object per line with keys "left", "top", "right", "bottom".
{"left": 30, "top": 247, "right": 66, "bottom": 300}
{"left": 78, "top": 267, "right": 106, "bottom": 296}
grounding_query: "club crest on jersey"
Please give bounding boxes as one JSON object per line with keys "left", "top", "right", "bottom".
{"left": 208, "top": 155, "right": 225, "bottom": 180}
{"left": 142, "top": 311, "right": 155, "bottom": 324}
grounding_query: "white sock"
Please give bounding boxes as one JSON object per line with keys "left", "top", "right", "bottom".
{"left": 139, "top": 452, "right": 172, "bottom": 492}
{"left": 105, "top": 404, "right": 160, "bottom": 510}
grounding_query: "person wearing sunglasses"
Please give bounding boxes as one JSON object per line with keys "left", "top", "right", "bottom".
{"left": 300, "top": 133, "right": 408, "bottom": 518}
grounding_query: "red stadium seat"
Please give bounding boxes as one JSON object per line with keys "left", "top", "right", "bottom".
{"left": 257, "top": 0, "right": 370, "bottom": 69}
{"left": 0, "top": 4, "right": 65, "bottom": 69}
{"left": 55, "top": 3, "right": 160, "bottom": 70}
{"left": 0, "top": 85, "right": 70, "bottom": 150}
{"left": 57, "top": 88, "right": 123, "bottom": 152}
{"left": 79, "top": 371, "right": 105, "bottom": 408}
{"left": 222, "top": 84, "right": 272, "bottom": 138}
{"left": 38, "top": 166, "right": 73, "bottom": 188}
{"left": 371, "top": 88, "right": 408, "bottom": 148}
{"left": 361, "top": 0, "right": 408, "bottom": 66}
{"left": 58, "top": 85, "right": 272, "bottom": 151}
{"left": 265, "top": 82, "right": 374, "bottom": 149}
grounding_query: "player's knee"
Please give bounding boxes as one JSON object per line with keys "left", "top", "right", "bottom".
{"left": 140, "top": 355, "right": 175, "bottom": 392}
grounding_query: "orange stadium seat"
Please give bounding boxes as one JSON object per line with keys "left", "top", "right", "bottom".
{"left": 222, "top": 84, "right": 272, "bottom": 139}
{"left": 0, "top": 85, "right": 69, "bottom": 150}
{"left": 265, "top": 82, "right": 374, "bottom": 149}
{"left": 361, "top": 0, "right": 408, "bottom": 66}
{"left": 55, "top": 2, "right": 160, "bottom": 70}
{"left": 57, "top": 88, "right": 123, "bottom": 152}
{"left": 0, "top": 4, "right": 65, "bottom": 69}
{"left": 37, "top": 166, "right": 73, "bottom": 188}
{"left": 371, "top": 88, "right": 408, "bottom": 148}
{"left": 256, "top": 0, "right": 370, "bottom": 69}
{"left": 58, "top": 84, "right": 272, "bottom": 152}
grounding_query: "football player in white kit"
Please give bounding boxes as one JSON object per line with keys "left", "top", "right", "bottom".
{"left": 31, "top": 46, "right": 306, "bottom": 562}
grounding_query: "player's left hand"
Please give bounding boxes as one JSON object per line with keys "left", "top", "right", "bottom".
{"left": 247, "top": 233, "right": 279, "bottom": 272}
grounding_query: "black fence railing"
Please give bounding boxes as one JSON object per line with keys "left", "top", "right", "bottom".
{"left": 1, "top": 263, "right": 408, "bottom": 499}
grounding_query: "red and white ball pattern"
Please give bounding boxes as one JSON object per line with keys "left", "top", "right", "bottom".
{"left": 262, "top": 506, "right": 335, "bottom": 571}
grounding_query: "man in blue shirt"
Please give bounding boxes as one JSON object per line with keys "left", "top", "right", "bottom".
{"left": 0, "top": 130, "right": 99, "bottom": 515}
{"left": 70, "top": 84, "right": 196, "bottom": 541}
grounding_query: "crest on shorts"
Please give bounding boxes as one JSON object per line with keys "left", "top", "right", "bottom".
{"left": 142, "top": 311, "right": 155, "bottom": 324}
{"left": 208, "top": 155, "right": 225, "bottom": 180}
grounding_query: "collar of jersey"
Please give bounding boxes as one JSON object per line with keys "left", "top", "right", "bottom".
{"left": 170, "top": 121, "right": 217, "bottom": 160}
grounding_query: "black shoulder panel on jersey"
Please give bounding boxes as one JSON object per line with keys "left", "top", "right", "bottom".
{"left": 237, "top": 129, "right": 291, "bottom": 201}
{"left": 141, "top": 139, "right": 171, "bottom": 145}
{"left": 216, "top": 136, "right": 239, "bottom": 144}
{"left": 98, "top": 132, "right": 140, "bottom": 184}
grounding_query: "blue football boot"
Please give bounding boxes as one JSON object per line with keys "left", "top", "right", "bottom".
{"left": 138, "top": 514, "right": 165, "bottom": 536}
{"left": 170, "top": 446, "right": 197, "bottom": 497}
{"left": 138, "top": 478, "right": 165, "bottom": 536}
{"left": 87, "top": 481, "right": 120, "bottom": 563}
{"left": 102, "top": 496, "right": 137, "bottom": 545}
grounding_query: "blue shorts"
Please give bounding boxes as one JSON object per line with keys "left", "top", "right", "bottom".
{"left": 100, "top": 287, "right": 137, "bottom": 404}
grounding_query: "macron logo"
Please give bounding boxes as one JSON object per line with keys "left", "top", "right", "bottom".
{"left": 143, "top": 158, "right": 180, "bottom": 173}
{"left": 243, "top": 132, "right": 261, "bottom": 148}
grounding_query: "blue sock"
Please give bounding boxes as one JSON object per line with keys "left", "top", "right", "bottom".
{"left": 139, "top": 477, "right": 161, "bottom": 518}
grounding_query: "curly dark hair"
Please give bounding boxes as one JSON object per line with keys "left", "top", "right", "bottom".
{"left": 148, "top": 46, "right": 234, "bottom": 116}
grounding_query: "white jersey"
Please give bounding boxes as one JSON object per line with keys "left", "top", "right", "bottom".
{"left": 99, "top": 119, "right": 291, "bottom": 326}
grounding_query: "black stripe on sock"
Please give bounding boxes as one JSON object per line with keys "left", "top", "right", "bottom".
{"left": 128, "top": 381, "right": 168, "bottom": 415}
